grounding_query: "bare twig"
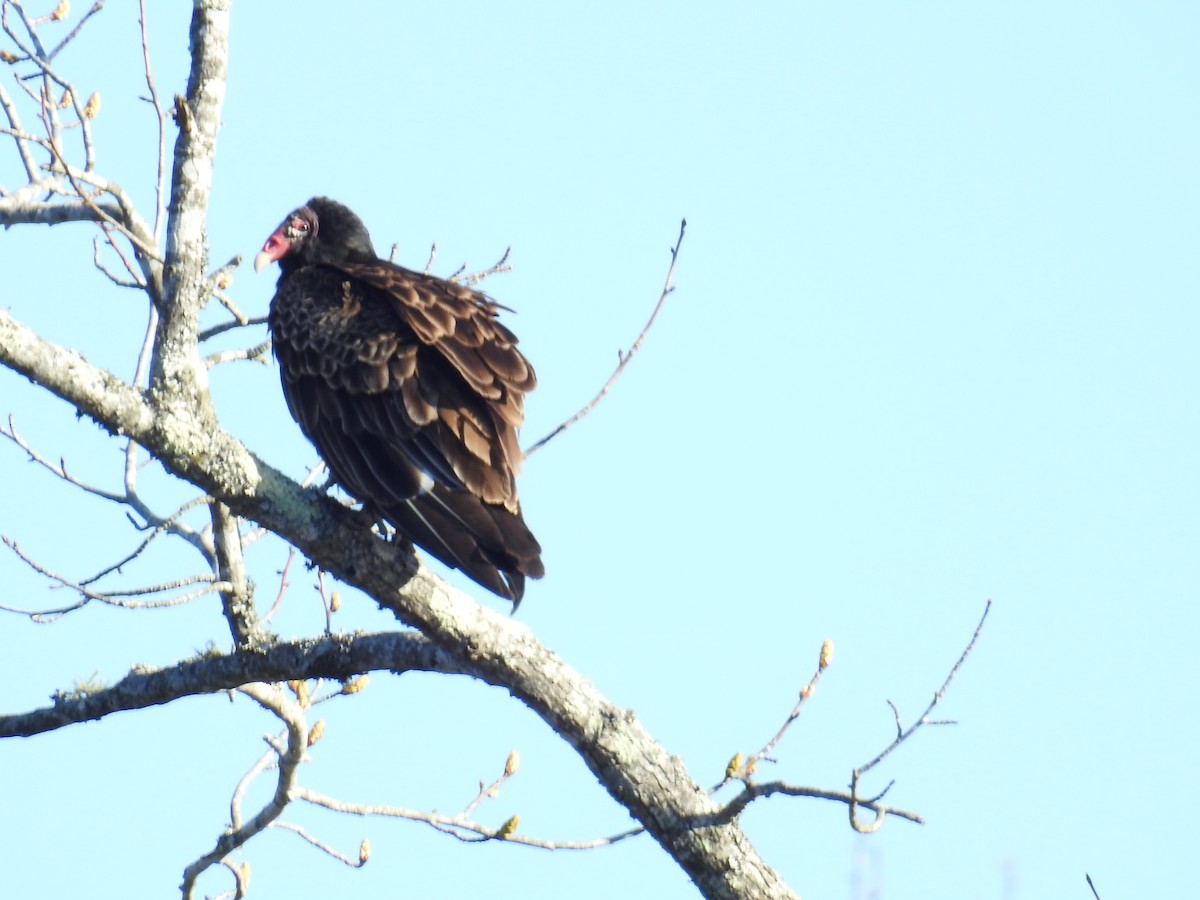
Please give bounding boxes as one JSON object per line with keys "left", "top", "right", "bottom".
{"left": 297, "top": 788, "right": 643, "bottom": 850}
{"left": 212, "top": 859, "right": 249, "bottom": 900}
{"left": 316, "top": 569, "right": 333, "bottom": 634}
{"left": 91, "top": 234, "right": 143, "bottom": 288}
{"left": 47, "top": 1, "right": 105, "bottom": 62}
{"left": 525, "top": 218, "right": 686, "bottom": 456}
{"left": 2, "top": 414, "right": 124, "bottom": 502}
{"left": 756, "top": 638, "right": 834, "bottom": 763}
{"left": 461, "top": 749, "right": 520, "bottom": 819}
{"left": 212, "top": 501, "right": 269, "bottom": 647}
{"left": 198, "top": 315, "right": 268, "bottom": 343}
{"left": 1086, "top": 873, "right": 1102, "bottom": 900}
{"left": 454, "top": 245, "right": 513, "bottom": 287}
{"left": 212, "top": 288, "right": 250, "bottom": 325}
{"left": 0, "top": 80, "right": 38, "bottom": 179}
{"left": 714, "top": 638, "right": 834, "bottom": 794}
{"left": 262, "top": 547, "right": 295, "bottom": 625}
{"left": 710, "top": 780, "right": 923, "bottom": 828}
{"left": 1, "top": 535, "right": 226, "bottom": 620}
{"left": 2, "top": 414, "right": 209, "bottom": 557}
{"left": 204, "top": 339, "right": 271, "bottom": 367}
{"left": 82, "top": 496, "right": 210, "bottom": 585}
{"left": 406, "top": 241, "right": 507, "bottom": 283}
{"left": 98, "top": 220, "right": 147, "bottom": 285}
{"left": 270, "top": 821, "right": 368, "bottom": 868}
{"left": 855, "top": 601, "right": 991, "bottom": 778}
{"left": 847, "top": 600, "right": 992, "bottom": 832}
{"left": 230, "top": 734, "right": 283, "bottom": 831}
{"left": 96, "top": 572, "right": 223, "bottom": 598}
{"left": 206, "top": 253, "right": 243, "bottom": 291}
{"left": 135, "top": 0, "right": 167, "bottom": 244}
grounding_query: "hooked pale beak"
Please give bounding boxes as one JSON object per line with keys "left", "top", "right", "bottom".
{"left": 253, "top": 230, "right": 290, "bottom": 272}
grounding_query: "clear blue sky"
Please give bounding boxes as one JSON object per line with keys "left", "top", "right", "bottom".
{"left": 2, "top": 2, "right": 1197, "bottom": 898}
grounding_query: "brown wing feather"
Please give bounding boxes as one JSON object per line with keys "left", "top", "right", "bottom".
{"left": 343, "top": 263, "right": 534, "bottom": 469}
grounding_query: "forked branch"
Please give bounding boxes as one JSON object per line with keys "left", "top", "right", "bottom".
{"left": 847, "top": 600, "right": 992, "bottom": 832}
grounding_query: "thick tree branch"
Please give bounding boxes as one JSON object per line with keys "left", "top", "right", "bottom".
{"left": 152, "top": 0, "right": 229, "bottom": 396}
{"left": 0, "top": 193, "right": 121, "bottom": 224}
{"left": 0, "top": 308, "right": 155, "bottom": 438}
{"left": 0, "top": 631, "right": 455, "bottom": 737}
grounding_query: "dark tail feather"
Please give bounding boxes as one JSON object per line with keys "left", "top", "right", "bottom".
{"left": 384, "top": 486, "right": 542, "bottom": 604}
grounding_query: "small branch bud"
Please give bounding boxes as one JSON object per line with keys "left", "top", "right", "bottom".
{"left": 287, "top": 680, "right": 309, "bottom": 707}
{"left": 725, "top": 751, "right": 743, "bottom": 779}
{"left": 495, "top": 815, "right": 520, "bottom": 839}
{"left": 307, "top": 719, "right": 325, "bottom": 747}
{"left": 504, "top": 749, "right": 520, "bottom": 776}
{"left": 51, "top": 0, "right": 71, "bottom": 21}
{"left": 329, "top": 590, "right": 341, "bottom": 612}
{"left": 341, "top": 675, "right": 369, "bottom": 695}
{"left": 358, "top": 839, "right": 371, "bottom": 864}
{"left": 172, "top": 93, "right": 193, "bottom": 133}
{"left": 819, "top": 639, "right": 834, "bottom": 671}
{"left": 83, "top": 92, "right": 100, "bottom": 120}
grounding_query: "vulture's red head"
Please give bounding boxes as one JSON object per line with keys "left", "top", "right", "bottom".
{"left": 254, "top": 197, "right": 377, "bottom": 274}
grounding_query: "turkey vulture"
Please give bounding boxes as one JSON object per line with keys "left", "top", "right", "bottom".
{"left": 255, "top": 197, "right": 543, "bottom": 604}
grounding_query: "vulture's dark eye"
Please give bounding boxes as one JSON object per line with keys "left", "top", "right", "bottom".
{"left": 285, "top": 216, "right": 310, "bottom": 240}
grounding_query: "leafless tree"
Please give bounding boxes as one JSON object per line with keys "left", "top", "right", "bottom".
{"left": 0, "top": 4, "right": 985, "bottom": 898}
